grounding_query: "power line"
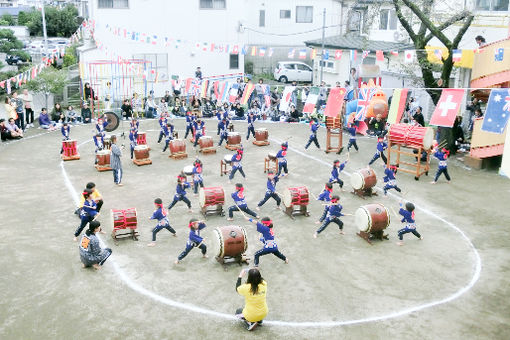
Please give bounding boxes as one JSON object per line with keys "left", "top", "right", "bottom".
{"left": 242, "top": 24, "right": 342, "bottom": 37}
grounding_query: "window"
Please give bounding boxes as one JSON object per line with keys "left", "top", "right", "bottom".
{"left": 98, "top": 0, "right": 129, "bottom": 8}
{"left": 348, "top": 10, "right": 362, "bottom": 32}
{"left": 475, "top": 0, "right": 509, "bottom": 11}
{"left": 379, "top": 9, "right": 397, "bottom": 30}
{"left": 319, "top": 61, "right": 335, "bottom": 69}
{"left": 132, "top": 53, "right": 168, "bottom": 83}
{"left": 259, "top": 10, "right": 265, "bottom": 27}
{"left": 280, "top": 10, "right": 291, "bottom": 19}
{"left": 296, "top": 6, "right": 313, "bottom": 23}
{"left": 297, "top": 64, "right": 311, "bottom": 71}
{"left": 199, "top": 0, "right": 226, "bottom": 9}
{"left": 284, "top": 64, "right": 295, "bottom": 70}
{"left": 229, "top": 54, "right": 239, "bottom": 69}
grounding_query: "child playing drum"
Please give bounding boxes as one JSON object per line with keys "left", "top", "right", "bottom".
{"left": 147, "top": 198, "right": 176, "bottom": 247}
{"left": 256, "top": 171, "right": 281, "bottom": 210}
{"left": 192, "top": 159, "right": 204, "bottom": 195}
{"left": 346, "top": 122, "right": 359, "bottom": 152}
{"left": 229, "top": 147, "right": 246, "bottom": 181}
{"left": 276, "top": 142, "right": 289, "bottom": 177}
{"left": 315, "top": 182, "right": 333, "bottom": 224}
{"left": 228, "top": 183, "right": 259, "bottom": 221}
{"left": 431, "top": 147, "right": 451, "bottom": 184}
{"left": 304, "top": 118, "right": 320, "bottom": 150}
{"left": 314, "top": 195, "right": 349, "bottom": 238}
{"left": 396, "top": 200, "right": 423, "bottom": 245}
{"left": 245, "top": 216, "right": 289, "bottom": 267}
{"left": 74, "top": 189, "right": 99, "bottom": 241}
{"left": 329, "top": 154, "right": 349, "bottom": 190}
{"left": 218, "top": 118, "right": 229, "bottom": 146}
{"left": 383, "top": 164, "right": 402, "bottom": 196}
{"left": 162, "top": 122, "right": 175, "bottom": 153}
{"left": 246, "top": 111, "right": 257, "bottom": 140}
{"left": 175, "top": 218, "right": 208, "bottom": 264}
{"left": 168, "top": 174, "right": 193, "bottom": 213}
{"left": 368, "top": 136, "right": 388, "bottom": 166}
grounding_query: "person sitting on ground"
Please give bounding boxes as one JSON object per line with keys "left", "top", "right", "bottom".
{"left": 368, "top": 114, "right": 386, "bottom": 136}
{"left": 235, "top": 268, "right": 268, "bottom": 331}
{"left": 52, "top": 103, "right": 65, "bottom": 123}
{"left": 66, "top": 105, "right": 80, "bottom": 124}
{"left": 232, "top": 102, "right": 245, "bottom": 120}
{"left": 5, "top": 118, "right": 23, "bottom": 138}
{"left": 81, "top": 102, "right": 92, "bottom": 124}
{"left": 1, "top": 118, "right": 16, "bottom": 141}
{"left": 39, "top": 108, "right": 57, "bottom": 130}
{"left": 4, "top": 97, "right": 16, "bottom": 121}
{"left": 79, "top": 220, "right": 112, "bottom": 270}
{"left": 286, "top": 104, "right": 302, "bottom": 123}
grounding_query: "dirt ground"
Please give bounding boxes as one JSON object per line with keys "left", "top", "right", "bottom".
{"left": 1, "top": 118, "right": 509, "bottom": 340}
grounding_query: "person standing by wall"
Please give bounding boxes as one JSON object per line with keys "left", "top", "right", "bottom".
{"left": 12, "top": 91, "right": 25, "bottom": 131}
{"left": 22, "top": 89, "right": 34, "bottom": 128}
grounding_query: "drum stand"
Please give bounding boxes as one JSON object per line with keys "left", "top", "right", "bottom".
{"left": 387, "top": 142, "right": 431, "bottom": 181}
{"left": 325, "top": 115, "right": 343, "bottom": 154}
{"left": 133, "top": 157, "right": 152, "bottom": 166}
{"left": 357, "top": 230, "right": 389, "bottom": 245}
{"left": 94, "top": 152, "right": 113, "bottom": 172}
{"left": 220, "top": 160, "right": 231, "bottom": 176}
{"left": 225, "top": 142, "right": 241, "bottom": 151}
{"left": 351, "top": 188, "right": 377, "bottom": 199}
{"left": 215, "top": 254, "right": 250, "bottom": 269}
{"left": 200, "top": 204, "right": 225, "bottom": 217}
{"left": 111, "top": 228, "right": 139, "bottom": 245}
{"left": 264, "top": 157, "right": 278, "bottom": 173}
{"left": 283, "top": 204, "right": 310, "bottom": 218}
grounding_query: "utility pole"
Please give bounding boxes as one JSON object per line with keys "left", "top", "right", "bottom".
{"left": 41, "top": 1, "right": 49, "bottom": 108}
{"left": 320, "top": 8, "right": 326, "bottom": 84}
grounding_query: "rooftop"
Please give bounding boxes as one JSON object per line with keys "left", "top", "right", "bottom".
{"left": 305, "top": 34, "right": 414, "bottom": 52}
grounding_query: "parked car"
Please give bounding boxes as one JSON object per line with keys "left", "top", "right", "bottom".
{"left": 5, "top": 54, "right": 32, "bottom": 65}
{"left": 273, "top": 61, "right": 313, "bottom": 83}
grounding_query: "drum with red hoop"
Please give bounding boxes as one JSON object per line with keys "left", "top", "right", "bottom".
{"left": 355, "top": 203, "right": 390, "bottom": 233}
{"left": 62, "top": 140, "right": 78, "bottom": 157}
{"left": 213, "top": 225, "right": 248, "bottom": 258}
{"left": 388, "top": 123, "right": 408, "bottom": 145}
{"left": 134, "top": 145, "right": 149, "bottom": 160}
{"left": 199, "top": 136, "right": 214, "bottom": 149}
{"left": 351, "top": 168, "right": 377, "bottom": 191}
{"left": 227, "top": 132, "right": 241, "bottom": 145}
{"left": 169, "top": 139, "right": 186, "bottom": 154}
{"left": 283, "top": 186, "right": 309, "bottom": 207}
{"left": 136, "top": 132, "right": 147, "bottom": 145}
{"left": 255, "top": 128, "right": 268, "bottom": 142}
{"left": 199, "top": 187, "right": 225, "bottom": 208}
{"left": 96, "top": 150, "right": 111, "bottom": 166}
{"left": 111, "top": 208, "right": 137, "bottom": 231}
{"left": 406, "top": 125, "right": 434, "bottom": 150}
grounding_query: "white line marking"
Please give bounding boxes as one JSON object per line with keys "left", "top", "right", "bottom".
{"left": 58, "top": 134, "right": 482, "bottom": 328}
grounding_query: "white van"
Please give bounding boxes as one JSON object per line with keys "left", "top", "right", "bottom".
{"left": 273, "top": 61, "right": 313, "bottom": 83}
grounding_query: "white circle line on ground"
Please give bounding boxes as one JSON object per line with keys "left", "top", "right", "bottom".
{"left": 59, "top": 135, "right": 481, "bottom": 328}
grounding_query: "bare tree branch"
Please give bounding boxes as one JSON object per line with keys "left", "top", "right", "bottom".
{"left": 452, "top": 15, "right": 474, "bottom": 48}
{"left": 392, "top": 0, "right": 417, "bottom": 42}
{"left": 400, "top": 0, "right": 451, "bottom": 47}
{"left": 418, "top": 0, "right": 434, "bottom": 37}
{"left": 424, "top": 10, "right": 471, "bottom": 43}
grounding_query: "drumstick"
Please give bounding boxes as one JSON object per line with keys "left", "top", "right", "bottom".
{"left": 234, "top": 203, "right": 249, "bottom": 220}
{"left": 390, "top": 206, "right": 399, "bottom": 219}
{"left": 310, "top": 192, "right": 319, "bottom": 200}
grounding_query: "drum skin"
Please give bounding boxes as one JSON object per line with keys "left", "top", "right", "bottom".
{"left": 183, "top": 165, "right": 194, "bottom": 176}
{"left": 355, "top": 203, "right": 390, "bottom": 233}
{"left": 96, "top": 150, "right": 111, "bottom": 166}
{"left": 351, "top": 168, "right": 377, "bottom": 190}
{"left": 170, "top": 139, "right": 186, "bottom": 154}
{"left": 102, "top": 112, "right": 119, "bottom": 132}
{"left": 255, "top": 129, "right": 268, "bottom": 141}
{"left": 223, "top": 154, "right": 234, "bottom": 164}
{"left": 134, "top": 145, "right": 149, "bottom": 159}
{"left": 199, "top": 136, "right": 214, "bottom": 148}
{"left": 199, "top": 187, "right": 225, "bottom": 207}
{"left": 283, "top": 186, "right": 309, "bottom": 207}
{"left": 267, "top": 152, "right": 277, "bottom": 160}
{"left": 214, "top": 225, "right": 248, "bottom": 258}
{"left": 227, "top": 132, "right": 241, "bottom": 145}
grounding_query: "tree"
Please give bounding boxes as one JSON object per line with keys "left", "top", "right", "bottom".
{"left": 18, "top": 5, "right": 79, "bottom": 37}
{"left": 0, "top": 14, "right": 16, "bottom": 26}
{"left": 0, "top": 29, "right": 23, "bottom": 53}
{"left": 391, "top": 0, "right": 474, "bottom": 105}
{"left": 25, "top": 67, "right": 68, "bottom": 108}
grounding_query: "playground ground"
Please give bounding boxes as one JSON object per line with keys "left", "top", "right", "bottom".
{"left": 0, "top": 118, "right": 509, "bottom": 340}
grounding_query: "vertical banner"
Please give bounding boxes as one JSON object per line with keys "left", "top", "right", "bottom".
{"left": 240, "top": 83, "right": 255, "bottom": 105}
{"left": 429, "top": 89, "right": 465, "bottom": 127}
{"left": 387, "top": 88, "right": 409, "bottom": 125}
{"left": 324, "top": 87, "right": 346, "bottom": 118}
{"left": 279, "top": 86, "right": 296, "bottom": 112}
{"left": 303, "top": 86, "right": 320, "bottom": 114}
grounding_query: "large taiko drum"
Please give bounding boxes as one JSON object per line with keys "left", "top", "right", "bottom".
{"left": 111, "top": 208, "right": 137, "bottom": 231}
{"left": 388, "top": 124, "right": 408, "bottom": 145}
{"left": 136, "top": 132, "right": 147, "bottom": 145}
{"left": 183, "top": 165, "right": 194, "bottom": 176}
{"left": 267, "top": 152, "right": 277, "bottom": 161}
{"left": 406, "top": 125, "right": 434, "bottom": 150}
{"left": 62, "top": 140, "right": 78, "bottom": 156}
{"left": 96, "top": 150, "right": 111, "bottom": 166}
{"left": 199, "top": 187, "right": 225, "bottom": 208}
{"left": 255, "top": 128, "right": 268, "bottom": 142}
{"left": 355, "top": 203, "right": 390, "bottom": 233}
{"left": 169, "top": 139, "right": 186, "bottom": 154}
{"left": 283, "top": 186, "right": 309, "bottom": 207}
{"left": 134, "top": 145, "right": 149, "bottom": 160}
{"left": 351, "top": 168, "right": 377, "bottom": 190}
{"left": 227, "top": 132, "right": 241, "bottom": 145}
{"left": 213, "top": 225, "right": 248, "bottom": 258}
{"left": 223, "top": 154, "right": 233, "bottom": 164}
{"left": 199, "top": 136, "right": 214, "bottom": 149}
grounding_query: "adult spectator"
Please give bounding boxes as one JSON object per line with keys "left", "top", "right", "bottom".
{"left": 317, "top": 81, "right": 328, "bottom": 109}
{"left": 131, "top": 92, "right": 142, "bottom": 118}
{"left": 22, "top": 89, "right": 34, "bottom": 128}
{"left": 38, "top": 108, "right": 57, "bottom": 130}
{"left": 11, "top": 91, "right": 25, "bottom": 131}
{"left": 79, "top": 220, "right": 112, "bottom": 270}
{"left": 290, "top": 81, "right": 298, "bottom": 108}
{"left": 235, "top": 268, "right": 268, "bottom": 331}
{"left": 6, "top": 118, "right": 23, "bottom": 138}
{"left": 475, "top": 35, "right": 486, "bottom": 47}
{"left": 145, "top": 94, "right": 157, "bottom": 118}
{"left": 163, "top": 90, "right": 172, "bottom": 104}
{"left": 104, "top": 81, "right": 112, "bottom": 109}
{"left": 469, "top": 108, "right": 483, "bottom": 133}
{"left": 121, "top": 99, "right": 133, "bottom": 120}
{"left": 255, "top": 79, "right": 265, "bottom": 109}
{"left": 368, "top": 114, "right": 386, "bottom": 136}
{"left": 232, "top": 102, "right": 245, "bottom": 120}
{"left": 52, "top": 103, "right": 65, "bottom": 123}
{"left": 349, "top": 67, "right": 359, "bottom": 90}
{"left": 287, "top": 104, "right": 302, "bottom": 123}
{"left": 66, "top": 105, "right": 80, "bottom": 124}
{"left": 413, "top": 106, "right": 425, "bottom": 127}
{"left": 81, "top": 102, "right": 92, "bottom": 123}
{"left": 110, "top": 135, "right": 123, "bottom": 186}
{"left": 195, "top": 67, "right": 203, "bottom": 80}
{"left": 1, "top": 118, "right": 18, "bottom": 141}
{"left": 84, "top": 82, "right": 95, "bottom": 101}
{"left": 4, "top": 97, "right": 16, "bottom": 121}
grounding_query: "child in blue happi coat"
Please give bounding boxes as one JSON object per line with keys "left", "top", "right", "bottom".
{"left": 175, "top": 218, "right": 208, "bottom": 264}
{"left": 396, "top": 201, "right": 423, "bottom": 245}
{"left": 245, "top": 216, "right": 289, "bottom": 266}
{"left": 147, "top": 198, "right": 176, "bottom": 246}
